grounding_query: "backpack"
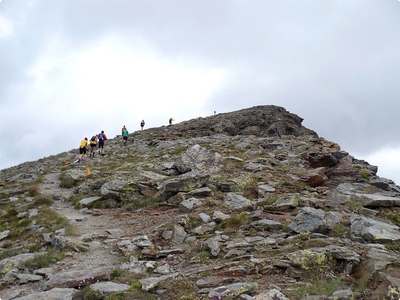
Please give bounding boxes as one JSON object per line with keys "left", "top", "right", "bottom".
{"left": 90, "top": 136, "right": 96, "bottom": 142}
{"left": 99, "top": 133, "right": 104, "bottom": 141}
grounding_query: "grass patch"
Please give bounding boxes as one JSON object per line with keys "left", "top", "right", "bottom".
{"left": 23, "top": 251, "right": 65, "bottom": 272}
{"left": 27, "top": 186, "right": 40, "bottom": 197}
{"left": 289, "top": 278, "right": 346, "bottom": 299}
{"left": 331, "top": 222, "right": 350, "bottom": 237}
{"left": 157, "top": 277, "right": 198, "bottom": 299}
{"left": 0, "top": 248, "right": 23, "bottom": 260}
{"left": 104, "top": 291, "right": 156, "bottom": 300}
{"left": 185, "top": 215, "right": 203, "bottom": 230}
{"left": 70, "top": 194, "right": 88, "bottom": 209}
{"left": 65, "top": 223, "right": 79, "bottom": 236}
{"left": 36, "top": 207, "right": 78, "bottom": 236}
{"left": 169, "top": 146, "right": 188, "bottom": 155}
{"left": 72, "top": 287, "right": 104, "bottom": 300}
{"left": 4, "top": 206, "right": 78, "bottom": 242}
{"left": 32, "top": 194, "right": 53, "bottom": 207}
{"left": 257, "top": 195, "right": 279, "bottom": 206}
{"left": 4, "top": 206, "right": 18, "bottom": 218}
{"left": 344, "top": 196, "right": 365, "bottom": 214}
{"left": 190, "top": 250, "right": 212, "bottom": 264}
{"left": 111, "top": 268, "right": 123, "bottom": 280}
{"left": 217, "top": 212, "right": 250, "bottom": 233}
{"left": 360, "top": 170, "right": 370, "bottom": 180}
{"left": 378, "top": 208, "right": 400, "bottom": 226}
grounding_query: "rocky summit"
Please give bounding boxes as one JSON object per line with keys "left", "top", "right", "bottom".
{"left": 1, "top": 105, "right": 400, "bottom": 300}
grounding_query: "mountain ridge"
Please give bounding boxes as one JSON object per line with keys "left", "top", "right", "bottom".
{"left": 1, "top": 105, "right": 400, "bottom": 300}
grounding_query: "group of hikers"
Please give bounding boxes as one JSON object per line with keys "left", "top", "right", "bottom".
{"left": 78, "top": 130, "right": 108, "bottom": 162}
{"left": 77, "top": 120, "right": 147, "bottom": 162}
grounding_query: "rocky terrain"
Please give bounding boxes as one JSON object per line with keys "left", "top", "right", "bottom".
{"left": 1, "top": 105, "right": 400, "bottom": 300}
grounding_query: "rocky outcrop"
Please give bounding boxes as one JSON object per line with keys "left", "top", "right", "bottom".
{"left": 1, "top": 105, "right": 400, "bottom": 299}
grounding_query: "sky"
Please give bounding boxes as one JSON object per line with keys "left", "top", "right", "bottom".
{"left": 1, "top": 0, "right": 400, "bottom": 184}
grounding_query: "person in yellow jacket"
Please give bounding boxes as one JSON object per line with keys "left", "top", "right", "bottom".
{"left": 79, "top": 137, "right": 89, "bottom": 162}
{"left": 89, "top": 135, "right": 98, "bottom": 157}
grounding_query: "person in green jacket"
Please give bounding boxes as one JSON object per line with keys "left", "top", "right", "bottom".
{"left": 122, "top": 127, "right": 129, "bottom": 146}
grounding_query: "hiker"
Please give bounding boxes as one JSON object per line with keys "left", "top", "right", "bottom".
{"left": 140, "top": 120, "right": 145, "bottom": 130}
{"left": 98, "top": 130, "right": 107, "bottom": 154}
{"left": 79, "top": 137, "right": 89, "bottom": 162}
{"left": 122, "top": 126, "right": 129, "bottom": 146}
{"left": 169, "top": 117, "right": 174, "bottom": 125}
{"left": 89, "top": 134, "right": 97, "bottom": 157}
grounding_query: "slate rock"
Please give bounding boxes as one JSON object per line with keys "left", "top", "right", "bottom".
{"left": 12, "top": 288, "right": 78, "bottom": 300}
{"left": 161, "top": 171, "right": 210, "bottom": 196}
{"left": 181, "top": 144, "right": 222, "bottom": 171}
{"left": 46, "top": 267, "right": 111, "bottom": 289}
{"left": 179, "top": 197, "right": 203, "bottom": 213}
{"left": 350, "top": 215, "right": 400, "bottom": 244}
{"left": 288, "top": 207, "right": 341, "bottom": 234}
{"left": 90, "top": 281, "right": 130, "bottom": 293}
{"left": 224, "top": 193, "right": 252, "bottom": 210}
{"left": 100, "top": 179, "right": 128, "bottom": 196}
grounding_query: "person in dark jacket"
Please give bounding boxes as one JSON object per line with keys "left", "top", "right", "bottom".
{"left": 98, "top": 131, "right": 107, "bottom": 154}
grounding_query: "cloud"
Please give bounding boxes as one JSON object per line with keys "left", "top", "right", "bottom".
{"left": 1, "top": 0, "right": 400, "bottom": 186}
{"left": 0, "top": 15, "right": 13, "bottom": 38}
{"left": 0, "top": 30, "right": 227, "bottom": 170}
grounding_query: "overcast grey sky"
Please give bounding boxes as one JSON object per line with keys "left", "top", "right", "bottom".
{"left": 1, "top": 0, "right": 400, "bottom": 183}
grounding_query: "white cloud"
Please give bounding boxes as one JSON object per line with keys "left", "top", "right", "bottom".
{"left": 0, "top": 33, "right": 228, "bottom": 170}
{"left": 24, "top": 35, "right": 225, "bottom": 126}
{"left": 69, "top": 35, "right": 227, "bottom": 115}
{"left": 0, "top": 15, "right": 13, "bottom": 38}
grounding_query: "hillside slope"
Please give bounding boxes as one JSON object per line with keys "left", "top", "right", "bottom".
{"left": 1, "top": 105, "right": 400, "bottom": 300}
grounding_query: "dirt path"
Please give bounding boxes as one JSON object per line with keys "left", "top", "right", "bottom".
{"left": 39, "top": 173, "right": 174, "bottom": 273}
{"left": 39, "top": 173, "right": 126, "bottom": 272}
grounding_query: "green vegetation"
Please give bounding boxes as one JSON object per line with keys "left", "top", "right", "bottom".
{"left": 378, "top": 208, "right": 400, "bottom": 226}
{"left": 72, "top": 287, "right": 104, "bottom": 300}
{"left": 331, "top": 222, "right": 350, "bottom": 237}
{"left": 121, "top": 195, "right": 166, "bottom": 211}
{"left": 217, "top": 212, "right": 250, "bottom": 233}
{"left": 32, "top": 194, "right": 53, "bottom": 207}
{"left": 0, "top": 197, "right": 77, "bottom": 244}
{"left": 0, "top": 248, "right": 23, "bottom": 260}
{"left": 190, "top": 249, "right": 212, "bottom": 264}
{"left": 158, "top": 277, "right": 198, "bottom": 299}
{"left": 70, "top": 194, "right": 89, "bottom": 209}
{"left": 169, "top": 146, "right": 188, "bottom": 155}
{"left": 185, "top": 214, "right": 203, "bottom": 230}
{"left": 360, "top": 170, "right": 370, "bottom": 180}
{"left": 27, "top": 186, "right": 40, "bottom": 197}
{"left": 289, "top": 278, "right": 346, "bottom": 299}
{"left": 344, "top": 196, "right": 365, "bottom": 214}
{"left": 256, "top": 195, "right": 279, "bottom": 206}
{"left": 23, "top": 251, "right": 65, "bottom": 272}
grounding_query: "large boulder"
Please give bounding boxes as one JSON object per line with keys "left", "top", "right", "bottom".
{"left": 350, "top": 215, "right": 400, "bottom": 245}
{"left": 160, "top": 171, "right": 210, "bottom": 197}
{"left": 181, "top": 144, "right": 222, "bottom": 172}
{"left": 288, "top": 207, "right": 342, "bottom": 234}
